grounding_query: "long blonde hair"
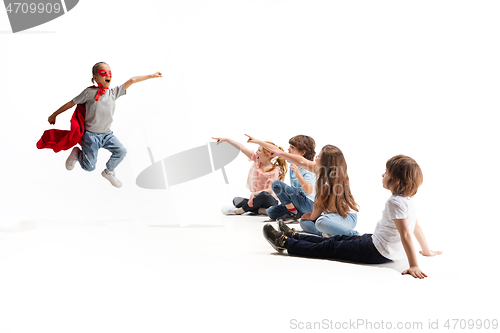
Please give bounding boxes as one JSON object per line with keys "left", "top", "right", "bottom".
{"left": 262, "top": 142, "right": 287, "bottom": 181}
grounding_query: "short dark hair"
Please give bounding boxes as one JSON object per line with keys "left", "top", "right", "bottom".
{"left": 385, "top": 155, "right": 423, "bottom": 197}
{"left": 289, "top": 135, "right": 316, "bottom": 161}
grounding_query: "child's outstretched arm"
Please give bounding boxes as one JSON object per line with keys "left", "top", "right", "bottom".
{"left": 212, "top": 137, "right": 253, "bottom": 159}
{"left": 245, "top": 134, "right": 278, "bottom": 151}
{"left": 414, "top": 220, "right": 442, "bottom": 257}
{"left": 247, "top": 135, "right": 314, "bottom": 195}
{"left": 268, "top": 149, "right": 316, "bottom": 173}
{"left": 48, "top": 100, "right": 76, "bottom": 124}
{"left": 124, "top": 71, "right": 162, "bottom": 90}
{"left": 394, "top": 218, "right": 427, "bottom": 279}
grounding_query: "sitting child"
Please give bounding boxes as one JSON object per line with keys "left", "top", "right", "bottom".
{"left": 245, "top": 134, "right": 316, "bottom": 222}
{"left": 213, "top": 136, "right": 287, "bottom": 215}
{"left": 263, "top": 154, "right": 442, "bottom": 279}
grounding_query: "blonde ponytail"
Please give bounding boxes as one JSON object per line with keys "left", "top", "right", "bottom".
{"left": 263, "top": 142, "right": 288, "bottom": 181}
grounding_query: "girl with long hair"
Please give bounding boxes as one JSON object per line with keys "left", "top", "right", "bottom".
{"left": 269, "top": 144, "right": 359, "bottom": 236}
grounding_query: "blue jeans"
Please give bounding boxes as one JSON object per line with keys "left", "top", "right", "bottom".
{"left": 300, "top": 212, "right": 358, "bottom": 236}
{"left": 78, "top": 131, "right": 127, "bottom": 172}
{"left": 286, "top": 233, "right": 391, "bottom": 264}
{"left": 268, "top": 180, "right": 314, "bottom": 220}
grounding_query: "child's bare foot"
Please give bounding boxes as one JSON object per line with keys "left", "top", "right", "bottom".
{"left": 419, "top": 250, "right": 443, "bottom": 257}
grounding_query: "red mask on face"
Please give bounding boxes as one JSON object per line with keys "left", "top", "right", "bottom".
{"left": 97, "top": 69, "right": 112, "bottom": 77}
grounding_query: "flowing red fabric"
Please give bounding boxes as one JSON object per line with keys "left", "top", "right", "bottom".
{"left": 36, "top": 104, "right": 86, "bottom": 153}
{"left": 95, "top": 83, "right": 108, "bottom": 101}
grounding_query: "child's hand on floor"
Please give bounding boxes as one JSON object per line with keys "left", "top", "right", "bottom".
{"left": 402, "top": 266, "right": 428, "bottom": 279}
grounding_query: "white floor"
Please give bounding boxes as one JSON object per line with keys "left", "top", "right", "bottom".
{"left": 0, "top": 211, "right": 496, "bottom": 333}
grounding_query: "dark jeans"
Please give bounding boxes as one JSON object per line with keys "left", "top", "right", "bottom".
{"left": 267, "top": 180, "right": 314, "bottom": 220}
{"left": 233, "top": 192, "right": 278, "bottom": 213}
{"left": 286, "top": 233, "right": 391, "bottom": 264}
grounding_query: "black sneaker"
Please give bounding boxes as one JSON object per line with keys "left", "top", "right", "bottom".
{"left": 278, "top": 219, "right": 297, "bottom": 238}
{"left": 262, "top": 224, "right": 287, "bottom": 252}
{"left": 280, "top": 210, "right": 300, "bottom": 223}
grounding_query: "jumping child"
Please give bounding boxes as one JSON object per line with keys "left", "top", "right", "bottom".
{"left": 263, "top": 154, "right": 442, "bottom": 279}
{"left": 213, "top": 136, "right": 287, "bottom": 215}
{"left": 46, "top": 62, "right": 161, "bottom": 187}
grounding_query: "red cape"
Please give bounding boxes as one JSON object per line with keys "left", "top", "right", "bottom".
{"left": 36, "top": 104, "right": 86, "bottom": 153}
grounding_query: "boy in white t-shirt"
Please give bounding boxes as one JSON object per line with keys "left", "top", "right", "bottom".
{"left": 263, "top": 154, "right": 442, "bottom": 279}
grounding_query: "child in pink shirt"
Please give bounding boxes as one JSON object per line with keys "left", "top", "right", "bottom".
{"left": 213, "top": 136, "right": 287, "bottom": 215}
{"left": 246, "top": 151, "right": 281, "bottom": 200}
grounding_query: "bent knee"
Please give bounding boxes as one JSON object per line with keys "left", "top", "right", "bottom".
{"left": 117, "top": 146, "right": 127, "bottom": 157}
{"left": 81, "top": 163, "right": 96, "bottom": 172}
{"left": 267, "top": 205, "right": 281, "bottom": 219}
{"left": 80, "top": 154, "right": 96, "bottom": 171}
{"left": 272, "top": 180, "right": 284, "bottom": 193}
{"left": 314, "top": 216, "right": 327, "bottom": 231}
{"left": 299, "top": 219, "right": 313, "bottom": 229}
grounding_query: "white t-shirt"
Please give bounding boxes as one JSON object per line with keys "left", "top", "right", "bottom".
{"left": 372, "top": 195, "right": 417, "bottom": 260}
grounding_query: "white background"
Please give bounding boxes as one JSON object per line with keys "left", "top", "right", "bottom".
{"left": 0, "top": 0, "right": 499, "bottom": 332}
